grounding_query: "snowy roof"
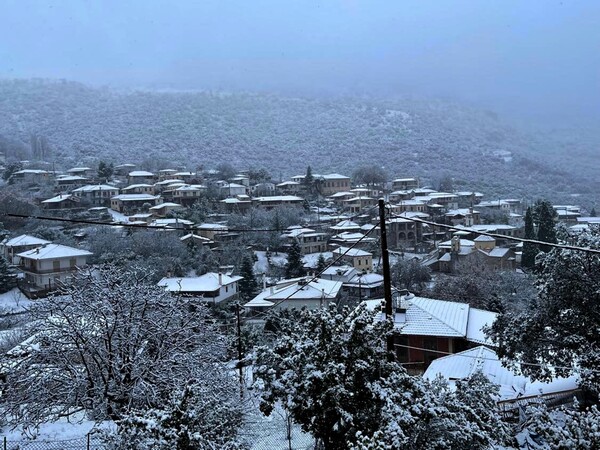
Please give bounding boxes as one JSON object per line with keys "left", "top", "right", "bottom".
{"left": 365, "top": 296, "right": 497, "bottom": 343}
{"left": 331, "top": 220, "right": 361, "bottom": 230}
{"left": 266, "top": 278, "right": 343, "bottom": 301}
{"left": 3, "top": 234, "right": 51, "bottom": 247}
{"left": 158, "top": 273, "right": 243, "bottom": 292}
{"left": 13, "top": 169, "right": 49, "bottom": 174}
{"left": 346, "top": 273, "right": 384, "bottom": 287}
{"left": 244, "top": 298, "right": 275, "bottom": 308}
{"left": 321, "top": 265, "right": 356, "bottom": 277}
{"left": 123, "top": 184, "right": 154, "bottom": 190}
{"left": 149, "top": 202, "right": 183, "bottom": 209}
{"left": 221, "top": 198, "right": 251, "bottom": 204}
{"left": 174, "top": 172, "right": 195, "bottom": 176}
{"left": 17, "top": 244, "right": 92, "bottom": 260}
{"left": 329, "top": 191, "right": 355, "bottom": 198}
{"left": 488, "top": 248, "right": 512, "bottom": 258}
{"left": 254, "top": 195, "right": 304, "bottom": 202}
{"left": 196, "top": 223, "right": 228, "bottom": 230}
{"left": 56, "top": 175, "right": 88, "bottom": 181}
{"left": 469, "top": 224, "right": 516, "bottom": 231}
{"left": 154, "top": 179, "right": 185, "bottom": 186}
{"left": 128, "top": 171, "right": 154, "bottom": 177}
{"left": 111, "top": 194, "right": 160, "bottom": 201}
{"left": 67, "top": 167, "right": 92, "bottom": 172}
{"left": 150, "top": 218, "right": 193, "bottom": 227}
{"left": 42, "top": 194, "right": 75, "bottom": 203}
{"left": 276, "top": 181, "right": 300, "bottom": 187}
{"left": 332, "top": 246, "right": 372, "bottom": 257}
{"left": 158, "top": 168, "right": 177, "bottom": 172}
{"left": 180, "top": 233, "right": 213, "bottom": 243}
{"left": 176, "top": 185, "right": 204, "bottom": 191}
{"left": 392, "top": 177, "right": 418, "bottom": 182}
{"left": 321, "top": 173, "right": 350, "bottom": 180}
{"left": 474, "top": 235, "right": 495, "bottom": 242}
{"left": 73, "top": 184, "right": 118, "bottom": 192}
{"left": 446, "top": 208, "right": 478, "bottom": 216}
{"left": 423, "top": 346, "right": 579, "bottom": 401}
{"left": 438, "top": 239, "right": 475, "bottom": 247}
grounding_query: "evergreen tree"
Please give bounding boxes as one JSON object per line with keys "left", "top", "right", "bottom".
{"left": 316, "top": 253, "right": 327, "bottom": 274}
{"left": 535, "top": 200, "right": 557, "bottom": 253}
{"left": 521, "top": 207, "right": 538, "bottom": 269}
{"left": 284, "top": 240, "right": 304, "bottom": 279}
{"left": 0, "top": 255, "right": 15, "bottom": 294}
{"left": 97, "top": 161, "right": 114, "bottom": 181}
{"left": 304, "top": 165, "right": 314, "bottom": 187}
{"left": 239, "top": 255, "right": 258, "bottom": 301}
{"left": 591, "top": 207, "right": 597, "bottom": 217}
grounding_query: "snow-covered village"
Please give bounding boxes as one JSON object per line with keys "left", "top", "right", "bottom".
{"left": 1, "top": 1, "right": 600, "bottom": 449}
{"left": 0, "top": 158, "right": 598, "bottom": 449}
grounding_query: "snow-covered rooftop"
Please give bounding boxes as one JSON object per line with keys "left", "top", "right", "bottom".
{"left": 17, "top": 244, "right": 92, "bottom": 260}
{"left": 3, "top": 234, "right": 51, "bottom": 247}
{"left": 158, "top": 273, "right": 243, "bottom": 292}
{"left": 424, "top": 346, "right": 579, "bottom": 401}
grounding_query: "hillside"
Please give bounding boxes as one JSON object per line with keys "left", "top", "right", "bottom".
{"left": 0, "top": 79, "right": 596, "bottom": 207}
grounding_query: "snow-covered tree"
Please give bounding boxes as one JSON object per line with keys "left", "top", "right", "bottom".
{"left": 489, "top": 227, "right": 600, "bottom": 392}
{"left": 284, "top": 240, "right": 304, "bottom": 279}
{"left": 391, "top": 258, "right": 431, "bottom": 292}
{"left": 254, "top": 303, "right": 403, "bottom": 449}
{"left": 239, "top": 255, "right": 258, "bottom": 300}
{"left": 522, "top": 206, "right": 538, "bottom": 269}
{"left": 0, "top": 255, "right": 15, "bottom": 294}
{"left": 108, "top": 380, "right": 245, "bottom": 449}
{"left": 534, "top": 199, "right": 557, "bottom": 252}
{"left": 255, "top": 304, "right": 511, "bottom": 449}
{"left": 518, "top": 401, "right": 600, "bottom": 450}
{"left": 0, "top": 265, "right": 241, "bottom": 432}
{"left": 353, "top": 372, "right": 511, "bottom": 450}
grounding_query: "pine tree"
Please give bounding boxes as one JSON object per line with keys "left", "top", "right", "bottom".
{"left": 304, "top": 165, "right": 314, "bottom": 187}
{"left": 97, "top": 161, "right": 114, "bottom": 182}
{"left": 0, "top": 256, "right": 15, "bottom": 293}
{"left": 316, "top": 253, "right": 327, "bottom": 274}
{"left": 238, "top": 255, "right": 258, "bottom": 301}
{"left": 521, "top": 207, "right": 538, "bottom": 269}
{"left": 535, "top": 200, "right": 557, "bottom": 253}
{"left": 591, "top": 207, "right": 597, "bottom": 217}
{"left": 285, "top": 240, "right": 304, "bottom": 279}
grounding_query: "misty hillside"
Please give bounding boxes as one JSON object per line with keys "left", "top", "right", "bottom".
{"left": 0, "top": 79, "right": 596, "bottom": 206}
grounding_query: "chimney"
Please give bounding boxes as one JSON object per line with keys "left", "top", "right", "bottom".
{"left": 218, "top": 272, "right": 222, "bottom": 285}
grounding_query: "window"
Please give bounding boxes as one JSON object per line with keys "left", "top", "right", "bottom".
{"left": 53, "top": 260, "right": 60, "bottom": 271}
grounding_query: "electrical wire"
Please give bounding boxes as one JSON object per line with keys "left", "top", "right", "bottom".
{"left": 388, "top": 212, "right": 600, "bottom": 255}
{"left": 393, "top": 343, "right": 599, "bottom": 374}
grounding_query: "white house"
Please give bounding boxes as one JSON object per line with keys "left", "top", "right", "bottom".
{"left": 17, "top": 244, "right": 93, "bottom": 298}
{"left": 157, "top": 272, "right": 243, "bottom": 304}
{"left": 244, "top": 277, "right": 343, "bottom": 314}
{"left": 1, "top": 235, "right": 51, "bottom": 265}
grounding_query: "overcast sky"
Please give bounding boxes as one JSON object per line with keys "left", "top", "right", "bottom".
{"left": 1, "top": 0, "right": 599, "bottom": 122}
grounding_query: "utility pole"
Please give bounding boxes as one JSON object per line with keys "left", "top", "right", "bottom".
{"left": 235, "top": 303, "right": 244, "bottom": 399}
{"left": 378, "top": 199, "right": 394, "bottom": 360}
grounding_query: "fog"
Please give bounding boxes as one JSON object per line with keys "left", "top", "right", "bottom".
{"left": 1, "top": 0, "right": 599, "bottom": 123}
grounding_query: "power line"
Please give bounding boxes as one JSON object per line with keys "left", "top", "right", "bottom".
{"left": 393, "top": 343, "right": 598, "bottom": 374}
{"left": 241, "top": 208, "right": 381, "bottom": 323}
{"left": 388, "top": 212, "right": 600, "bottom": 255}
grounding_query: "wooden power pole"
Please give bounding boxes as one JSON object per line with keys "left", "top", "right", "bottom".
{"left": 378, "top": 199, "right": 394, "bottom": 360}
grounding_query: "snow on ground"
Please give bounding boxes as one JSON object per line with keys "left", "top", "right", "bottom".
{"left": 106, "top": 208, "right": 128, "bottom": 223}
{"left": 302, "top": 252, "right": 332, "bottom": 269}
{"left": 2, "top": 413, "right": 113, "bottom": 448}
{"left": 0, "top": 288, "right": 32, "bottom": 313}
{"left": 254, "top": 251, "right": 288, "bottom": 274}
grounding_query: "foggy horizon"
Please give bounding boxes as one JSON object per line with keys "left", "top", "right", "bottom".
{"left": 1, "top": 0, "right": 599, "bottom": 124}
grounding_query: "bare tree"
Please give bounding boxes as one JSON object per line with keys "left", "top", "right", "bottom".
{"left": 0, "top": 265, "right": 236, "bottom": 429}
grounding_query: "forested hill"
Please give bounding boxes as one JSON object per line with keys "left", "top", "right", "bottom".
{"left": 0, "top": 79, "right": 596, "bottom": 206}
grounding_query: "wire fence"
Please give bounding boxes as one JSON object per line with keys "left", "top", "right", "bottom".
{"left": 1, "top": 434, "right": 106, "bottom": 450}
